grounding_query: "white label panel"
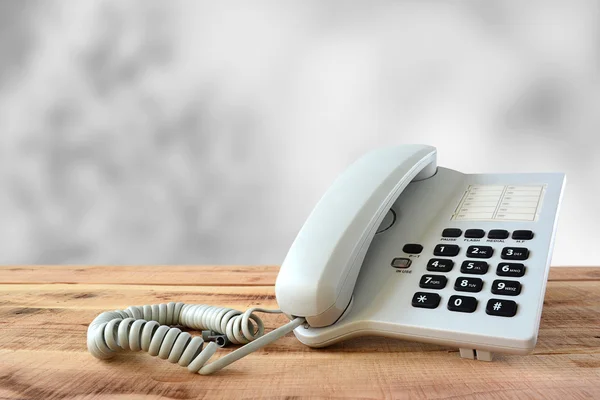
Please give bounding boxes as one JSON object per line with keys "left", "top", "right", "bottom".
{"left": 452, "top": 184, "right": 545, "bottom": 221}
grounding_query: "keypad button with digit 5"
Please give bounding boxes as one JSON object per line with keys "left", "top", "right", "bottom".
{"left": 460, "top": 260, "right": 489, "bottom": 275}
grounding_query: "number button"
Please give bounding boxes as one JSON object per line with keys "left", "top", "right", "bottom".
{"left": 433, "top": 244, "right": 460, "bottom": 257}
{"left": 419, "top": 275, "right": 448, "bottom": 289}
{"left": 491, "top": 279, "right": 521, "bottom": 296}
{"left": 466, "top": 245, "right": 493, "bottom": 258}
{"left": 501, "top": 247, "right": 529, "bottom": 260}
{"left": 454, "top": 277, "right": 483, "bottom": 293}
{"left": 486, "top": 298, "right": 518, "bottom": 317}
{"left": 460, "top": 260, "right": 489, "bottom": 275}
{"left": 427, "top": 258, "right": 454, "bottom": 272}
{"left": 447, "top": 295, "right": 478, "bottom": 313}
{"left": 497, "top": 263, "right": 526, "bottom": 277}
{"left": 412, "top": 292, "right": 441, "bottom": 309}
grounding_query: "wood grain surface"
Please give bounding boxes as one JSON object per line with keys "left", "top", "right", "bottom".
{"left": 0, "top": 266, "right": 599, "bottom": 399}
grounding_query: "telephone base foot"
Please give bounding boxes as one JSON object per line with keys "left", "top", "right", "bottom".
{"left": 459, "top": 348, "right": 493, "bottom": 361}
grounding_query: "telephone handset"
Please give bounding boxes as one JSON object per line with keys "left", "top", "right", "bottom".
{"left": 276, "top": 145, "right": 437, "bottom": 327}
{"left": 88, "top": 145, "right": 565, "bottom": 373}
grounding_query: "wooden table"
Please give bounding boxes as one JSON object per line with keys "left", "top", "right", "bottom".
{"left": 1, "top": 266, "right": 599, "bottom": 399}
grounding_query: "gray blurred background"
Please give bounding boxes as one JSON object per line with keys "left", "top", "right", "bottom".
{"left": 0, "top": 1, "right": 598, "bottom": 266}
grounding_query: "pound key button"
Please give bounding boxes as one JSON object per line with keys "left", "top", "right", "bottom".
{"left": 486, "top": 298, "right": 518, "bottom": 317}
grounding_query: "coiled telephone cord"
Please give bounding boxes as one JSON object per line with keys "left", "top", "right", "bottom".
{"left": 87, "top": 302, "right": 305, "bottom": 375}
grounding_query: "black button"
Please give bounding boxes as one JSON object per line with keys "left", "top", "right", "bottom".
{"left": 486, "top": 298, "right": 518, "bottom": 317}
{"left": 460, "top": 260, "right": 489, "bottom": 275}
{"left": 412, "top": 292, "right": 441, "bottom": 309}
{"left": 391, "top": 258, "right": 412, "bottom": 269}
{"left": 497, "top": 263, "right": 526, "bottom": 277}
{"left": 427, "top": 258, "right": 454, "bottom": 272}
{"left": 512, "top": 230, "right": 534, "bottom": 240}
{"left": 419, "top": 275, "right": 448, "bottom": 289}
{"left": 466, "top": 245, "right": 494, "bottom": 258}
{"left": 465, "top": 229, "right": 485, "bottom": 238}
{"left": 488, "top": 229, "right": 509, "bottom": 239}
{"left": 402, "top": 243, "right": 423, "bottom": 254}
{"left": 454, "top": 277, "right": 483, "bottom": 293}
{"left": 491, "top": 279, "right": 521, "bottom": 296}
{"left": 447, "top": 295, "right": 478, "bottom": 313}
{"left": 501, "top": 247, "right": 529, "bottom": 260}
{"left": 442, "top": 228, "right": 462, "bottom": 238}
{"left": 433, "top": 244, "right": 460, "bottom": 257}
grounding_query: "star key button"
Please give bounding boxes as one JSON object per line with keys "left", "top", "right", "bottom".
{"left": 411, "top": 292, "right": 441, "bottom": 309}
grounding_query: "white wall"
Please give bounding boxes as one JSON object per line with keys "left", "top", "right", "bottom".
{"left": 0, "top": 1, "right": 598, "bottom": 265}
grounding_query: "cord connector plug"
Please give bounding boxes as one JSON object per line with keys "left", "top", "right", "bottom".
{"left": 201, "top": 330, "right": 229, "bottom": 347}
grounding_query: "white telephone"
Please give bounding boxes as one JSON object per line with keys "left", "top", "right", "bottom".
{"left": 88, "top": 144, "right": 565, "bottom": 373}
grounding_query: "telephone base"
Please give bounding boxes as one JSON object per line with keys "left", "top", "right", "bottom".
{"left": 459, "top": 348, "right": 493, "bottom": 361}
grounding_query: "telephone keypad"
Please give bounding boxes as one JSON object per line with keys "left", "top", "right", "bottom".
{"left": 501, "top": 247, "right": 529, "bottom": 260}
{"left": 486, "top": 298, "right": 518, "bottom": 317}
{"left": 447, "top": 295, "right": 478, "bottom": 313}
{"left": 491, "top": 279, "right": 521, "bottom": 296}
{"left": 460, "top": 260, "right": 489, "bottom": 275}
{"left": 419, "top": 274, "right": 448, "bottom": 289}
{"left": 410, "top": 231, "right": 534, "bottom": 316}
{"left": 466, "top": 245, "right": 493, "bottom": 258}
{"left": 412, "top": 292, "right": 441, "bottom": 309}
{"left": 426, "top": 258, "right": 454, "bottom": 272}
{"left": 433, "top": 244, "right": 460, "bottom": 257}
{"left": 454, "top": 277, "right": 483, "bottom": 293}
{"left": 497, "top": 263, "right": 526, "bottom": 277}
